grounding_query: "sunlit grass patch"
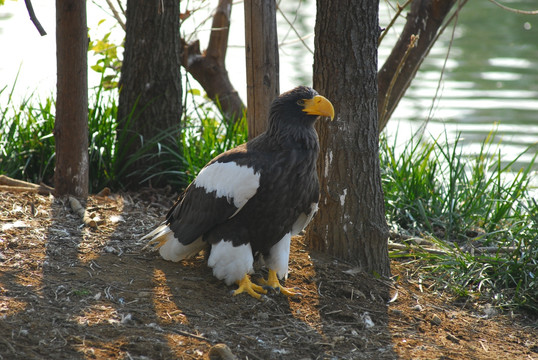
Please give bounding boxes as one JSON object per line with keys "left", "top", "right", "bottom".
{"left": 1, "top": 82, "right": 246, "bottom": 192}
{"left": 381, "top": 130, "right": 537, "bottom": 312}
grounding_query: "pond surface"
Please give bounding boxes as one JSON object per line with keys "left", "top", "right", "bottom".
{"left": 385, "top": 0, "right": 538, "bottom": 171}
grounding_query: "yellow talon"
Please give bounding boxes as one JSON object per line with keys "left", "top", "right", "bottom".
{"left": 259, "top": 269, "right": 300, "bottom": 297}
{"left": 233, "top": 275, "right": 267, "bottom": 299}
{"left": 142, "top": 236, "right": 168, "bottom": 251}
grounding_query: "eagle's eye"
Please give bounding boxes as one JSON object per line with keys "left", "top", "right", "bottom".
{"left": 296, "top": 99, "right": 306, "bottom": 106}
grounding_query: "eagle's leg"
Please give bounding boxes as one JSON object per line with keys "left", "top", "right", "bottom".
{"left": 259, "top": 269, "right": 300, "bottom": 297}
{"left": 233, "top": 274, "right": 267, "bottom": 299}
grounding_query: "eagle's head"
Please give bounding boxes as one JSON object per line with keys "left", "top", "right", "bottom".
{"left": 268, "top": 86, "right": 335, "bottom": 135}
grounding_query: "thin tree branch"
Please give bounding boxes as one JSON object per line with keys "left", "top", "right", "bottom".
{"left": 276, "top": 4, "right": 314, "bottom": 55}
{"left": 24, "top": 0, "right": 47, "bottom": 36}
{"left": 419, "top": 0, "right": 461, "bottom": 136}
{"left": 182, "top": 0, "right": 245, "bottom": 122}
{"left": 206, "top": 0, "right": 232, "bottom": 62}
{"left": 378, "top": 0, "right": 413, "bottom": 46}
{"left": 379, "top": 34, "right": 418, "bottom": 127}
{"left": 105, "top": 0, "right": 126, "bottom": 31}
{"left": 377, "top": 0, "right": 459, "bottom": 133}
{"left": 487, "top": 0, "right": 538, "bottom": 15}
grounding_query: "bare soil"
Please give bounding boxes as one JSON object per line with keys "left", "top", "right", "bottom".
{"left": 1, "top": 190, "right": 536, "bottom": 359}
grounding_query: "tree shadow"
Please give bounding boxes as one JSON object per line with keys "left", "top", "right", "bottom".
{"left": 0, "top": 191, "right": 399, "bottom": 359}
{"left": 0, "top": 194, "right": 533, "bottom": 359}
{"left": 0, "top": 195, "right": 394, "bottom": 359}
{"left": 8, "top": 192, "right": 533, "bottom": 359}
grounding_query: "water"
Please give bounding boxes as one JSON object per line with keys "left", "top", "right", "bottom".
{"left": 1, "top": 1, "right": 537, "bottom": 190}
{"left": 387, "top": 0, "right": 538, "bottom": 170}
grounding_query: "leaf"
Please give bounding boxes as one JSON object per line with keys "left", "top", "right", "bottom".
{"left": 188, "top": 89, "right": 201, "bottom": 96}
{"left": 91, "top": 65, "right": 104, "bottom": 73}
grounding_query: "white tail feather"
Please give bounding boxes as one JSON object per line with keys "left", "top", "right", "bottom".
{"left": 141, "top": 224, "right": 205, "bottom": 262}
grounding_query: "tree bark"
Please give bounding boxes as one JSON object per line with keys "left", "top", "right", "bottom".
{"left": 306, "top": 0, "right": 390, "bottom": 277}
{"left": 117, "top": 0, "right": 182, "bottom": 189}
{"left": 244, "top": 0, "right": 280, "bottom": 139}
{"left": 54, "top": 0, "right": 89, "bottom": 198}
{"left": 182, "top": 0, "right": 245, "bottom": 123}
{"left": 378, "top": 0, "right": 457, "bottom": 132}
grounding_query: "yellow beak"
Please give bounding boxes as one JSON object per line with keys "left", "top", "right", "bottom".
{"left": 302, "top": 95, "right": 335, "bottom": 120}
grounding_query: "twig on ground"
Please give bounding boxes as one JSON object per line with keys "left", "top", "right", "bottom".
{"left": 388, "top": 241, "right": 448, "bottom": 255}
{"left": 0, "top": 175, "right": 54, "bottom": 195}
{"left": 389, "top": 240, "right": 519, "bottom": 256}
{"left": 169, "top": 328, "right": 212, "bottom": 343}
{"left": 69, "top": 196, "right": 98, "bottom": 229}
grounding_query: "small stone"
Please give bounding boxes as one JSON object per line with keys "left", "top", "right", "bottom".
{"left": 361, "top": 312, "right": 375, "bottom": 328}
{"left": 209, "top": 343, "right": 237, "bottom": 360}
{"left": 257, "top": 312, "right": 269, "bottom": 321}
{"left": 411, "top": 304, "right": 423, "bottom": 311}
{"left": 431, "top": 314, "right": 442, "bottom": 326}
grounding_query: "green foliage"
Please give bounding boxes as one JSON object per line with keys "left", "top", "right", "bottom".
{"left": 89, "top": 30, "right": 122, "bottom": 90}
{"left": 381, "top": 130, "right": 538, "bottom": 312}
{"left": 137, "top": 88, "right": 248, "bottom": 188}
{"left": 0, "top": 83, "right": 56, "bottom": 185}
{"left": 0, "top": 79, "right": 120, "bottom": 192}
{"left": 87, "top": 85, "right": 119, "bottom": 192}
{"left": 181, "top": 89, "right": 248, "bottom": 183}
{"left": 1, "top": 79, "right": 246, "bottom": 192}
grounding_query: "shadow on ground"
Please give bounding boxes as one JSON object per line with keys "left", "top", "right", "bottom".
{"left": 1, "top": 191, "right": 536, "bottom": 359}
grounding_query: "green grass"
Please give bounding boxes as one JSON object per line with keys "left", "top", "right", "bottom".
{"left": 1, "top": 81, "right": 121, "bottom": 192}
{"left": 2, "top": 79, "right": 536, "bottom": 312}
{"left": 126, "top": 88, "right": 248, "bottom": 188}
{"left": 1, "top": 81, "right": 246, "bottom": 191}
{"left": 87, "top": 85, "right": 119, "bottom": 192}
{"left": 179, "top": 89, "right": 247, "bottom": 183}
{"left": 381, "top": 130, "right": 537, "bottom": 312}
{"left": 0, "top": 83, "right": 56, "bottom": 185}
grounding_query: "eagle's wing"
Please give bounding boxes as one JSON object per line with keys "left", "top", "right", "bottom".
{"left": 169, "top": 155, "right": 261, "bottom": 242}
{"left": 142, "top": 147, "right": 262, "bottom": 261}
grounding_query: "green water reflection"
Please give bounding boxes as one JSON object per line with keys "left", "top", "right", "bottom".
{"left": 381, "top": 0, "right": 537, "bottom": 174}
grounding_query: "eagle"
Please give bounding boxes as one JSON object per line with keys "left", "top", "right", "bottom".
{"left": 142, "top": 86, "right": 335, "bottom": 299}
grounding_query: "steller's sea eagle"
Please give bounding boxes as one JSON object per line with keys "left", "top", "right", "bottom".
{"left": 142, "top": 86, "right": 335, "bottom": 299}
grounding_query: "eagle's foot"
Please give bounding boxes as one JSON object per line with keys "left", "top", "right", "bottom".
{"left": 142, "top": 236, "right": 167, "bottom": 251}
{"left": 233, "top": 275, "right": 267, "bottom": 300}
{"left": 259, "top": 269, "right": 301, "bottom": 297}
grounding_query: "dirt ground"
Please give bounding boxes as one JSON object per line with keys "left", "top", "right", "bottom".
{"left": 0, "top": 190, "right": 536, "bottom": 359}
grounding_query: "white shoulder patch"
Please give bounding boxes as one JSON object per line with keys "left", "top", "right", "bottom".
{"left": 194, "top": 161, "right": 260, "bottom": 209}
{"left": 207, "top": 241, "right": 254, "bottom": 285}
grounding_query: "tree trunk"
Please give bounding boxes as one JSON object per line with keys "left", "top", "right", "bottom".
{"left": 54, "top": 0, "right": 88, "bottom": 198}
{"left": 306, "top": 0, "right": 390, "bottom": 277}
{"left": 244, "top": 0, "right": 279, "bottom": 139}
{"left": 378, "top": 0, "right": 458, "bottom": 132}
{"left": 117, "top": 0, "right": 182, "bottom": 188}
